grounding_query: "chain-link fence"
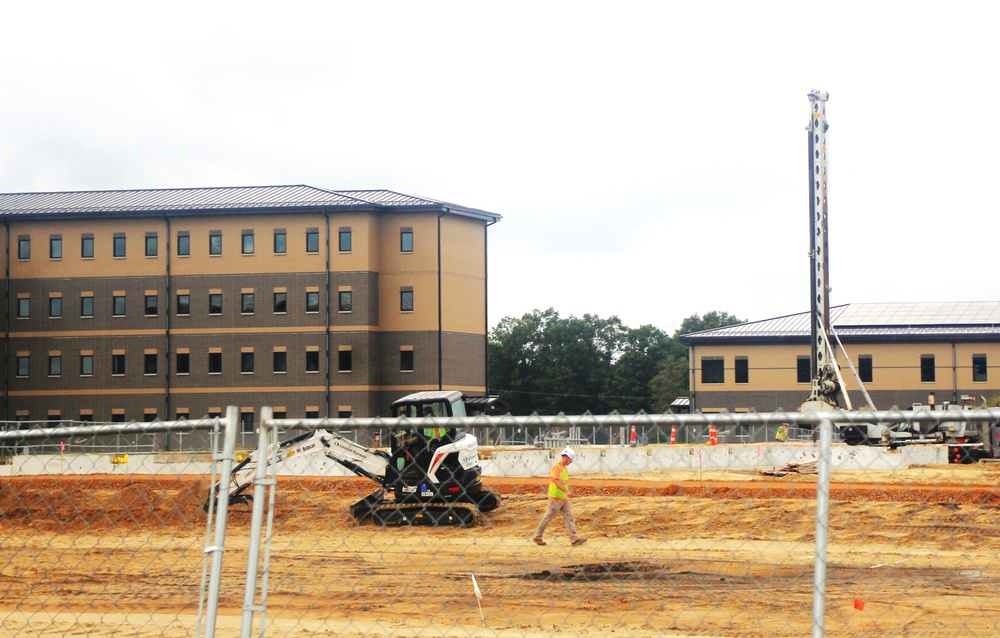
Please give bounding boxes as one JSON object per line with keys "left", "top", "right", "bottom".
{"left": 2, "top": 407, "right": 1000, "bottom": 637}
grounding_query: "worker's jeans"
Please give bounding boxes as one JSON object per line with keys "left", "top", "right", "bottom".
{"left": 533, "top": 498, "right": 578, "bottom": 542}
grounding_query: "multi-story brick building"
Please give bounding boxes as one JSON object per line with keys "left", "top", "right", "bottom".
{"left": 0, "top": 185, "right": 501, "bottom": 426}
{"left": 680, "top": 302, "right": 1000, "bottom": 414}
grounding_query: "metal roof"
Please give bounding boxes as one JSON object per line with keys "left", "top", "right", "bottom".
{"left": 0, "top": 185, "right": 501, "bottom": 222}
{"left": 680, "top": 302, "right": 1000, "bottom": 344}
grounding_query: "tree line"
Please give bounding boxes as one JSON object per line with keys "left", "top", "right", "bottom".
{"left": 487, "top": 308, "right": 743, "bottom": 416}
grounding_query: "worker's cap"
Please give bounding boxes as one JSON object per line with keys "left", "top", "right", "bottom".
{"left": 561, "top": 447, "right": 576, "bottom": 461}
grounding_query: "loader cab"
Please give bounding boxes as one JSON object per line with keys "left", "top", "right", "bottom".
{"left": 390, "top": 390, "right": 468, "bottom": 419}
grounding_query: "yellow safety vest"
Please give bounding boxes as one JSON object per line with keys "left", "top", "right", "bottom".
{"left": 548, "top": 463, "right": 569, "bottom": 500}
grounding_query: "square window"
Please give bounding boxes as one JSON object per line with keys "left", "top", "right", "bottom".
{"left": 274, "top": 231, "right": 286, "bottom": 254}
{"left": 701, "top": 358, "right": 724, "bottom": 384}
{"left": 50, "top": 237, "right": 62, "bottom": 259}
{"left": 145, "top": 236, "right": 158, "bottom": 257}
{"left": 176, "top": 352, "right": 190, "bottom": 375}
{"left": 17, "top": 355, "right": 29, "bottom": 377}
{"left": 242, "top": 293, "right": 255, "bottom": 314}
{"left": 49, "top": 356, "right": 61, "bottom": 376}
{"left": 306, "top": 291, "right": 319, "bottom": 313}
{"left": 273, "top": 351, "right": 287, "bottom": 373}
{"left": 920, "top": 355, "right": 935, "bottom": 383}
{"left": 241, "top": 352, "right": 254, "bottom": 374}
{"left": 307, "top": 230, "right": 320, "bottom": 254}
{"left": 80, "top": 354, "right": 93, "bottom": 376}
{"left": 113, "top": 236, "right": 126, "bottom": 258}
{"left": 49, "top": 298, "right": 62, "bottom": 318}
{"left": 400, "top": 349, "right": 414, "bottom": 372}
{"left": 797, "top": 356, "right": 811, "bottom": 384}
{"left": 81, "top": 296, "right": 94, "bottom": 317}
{"left": 209, "top": 233, "right": 222, "bottom": 256}
{"left": 145, "top": 294, "right": 158, "bottom": 316}
{"left": 858, "top": 355, "right": 873, "bottom": 384}
{"left": 242, "top": 232, "right": 254, "bottom": 255}
{"left": 339, "top": 291, "right": 352, "bottom": 312}
{"left": 177, "top": 234, "right": 190, "bottom": 256}
{"left": 209, "top": 293, "right": 222, "bottom": 315}
{"left": 17, "top": 298, "right": 29, "bottom": 318}
{"left": 400, "top": 290, "right": 413, "bottom": 312}
{"left": 18, "top": 238, "right": 30, "bottom": 260}
{"left": 208, "top": 352, "right": 222, "bottom": 374}
{"left": 338, "top": 230, "right": 351, "bottom": 252}
{"left": 81, "top": 236, "right": 94, "bottom": 259}
{"left": 113, "top": 295, "right": 126, "bottom": 317}
{"left": 735, "top": 357, "right": 748, "bottom": 384}
{"left": 112, "top": 353, "right": 126, "bottom": 376}
{"left": 400, "top": 230, "right": 413, "bottom": 253}
{"left": 273, "top": 292, "right": 287, "bottom": 313}
{"left": 338, "top": 349, "right": 352, "bottom": 373}
{"left": 306, "top": 350, "right": 320, "bottom": 373}
{"left": 973, "top": 354, "right": 988, "bottom": 383}
{"left": 144, "top": 353, "right": 157, "bottom": 375}
{"left": 177, "top": 294, "right": 190, "bottom": 315}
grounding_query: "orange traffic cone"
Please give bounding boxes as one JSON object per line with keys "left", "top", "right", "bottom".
{"left": 670, "top": 424, "right": 677, "bottom": 445}
{"left": 708, "top": 423, "right": 718, "bottom": 446}
{"left": 629, "top": 424, "right": 637, "bottom": 446}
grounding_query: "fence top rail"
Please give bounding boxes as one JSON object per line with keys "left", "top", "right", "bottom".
{"left": 0, "top": 417, "right": 223, "bottom": 442}
{"left": 263, "top": 408, "right": 1000, "bottom": 431}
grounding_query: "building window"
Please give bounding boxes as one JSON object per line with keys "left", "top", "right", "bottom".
{"left": 18, "top": 237, "right": 30, "bottom": 260}
{"left": 143, "top": 411, "right": 157, "bottom": 423}
{"left": 734, "top": 357, "right": 749, "bottom": 384}
{"left": 701, "top": 357, "right": 724, "bottom": 384}
{"left": 273, "top": 351, "right": 287, "bottom": 373}
{"left": 338, "top": 349, "right": 352, "bottom": 373}
{"left": 209, "top": 232, "right": 222, "bottom": 256}
{"left": 306, "top": 408, "right": 320, "bottom": 419}
{"left": 80, "top": 354, "right": 93, "bottom": 376}
{"left": 400, "top": 349, "right": 414, "bottom": 372}
{"left": 920, "top": 355, "right": 935, "bottom": 383}
{"left": 81, "top": 236, "right": 94, "bottom": 259}
{"left": 858, "top": 355, "right": 873, "bottom": 384}
{"left": 306, "top": 291, "right": 319, "bottom": 313}
{"left": 797, "top": 356, "right": 811, "bottom": 384}
{"left": 176, "top": 409, "right": 189, "bottom": 421}
{"left": 306, "top": 350, "right": 320, "bottom": 373}
{"left": 144, "top": 353, "right": 157, "bottom": 375}
{"left": 176, "top": 352, "right": 190, "bottom": 375}
{"left": 177, "top": 294, "right": 190, "bottom": 315}
{"left": 241, "top": 293, "right": 255, "bottom": 314}
{"left": 400, "top": 229, "right": 413, "bottom": 253}
{"left": 338, "top": 229, "right": 351, "bottom": 252}
{"left": 145, "top": 235, "right": 158, "bottom": 257}
{"left": 973, "top": 354, "right": 988, "bottom": 383}
{"left": 208, "top": 352, "right": 222, "bottom": 374}
{"left": 306, "top": 230, "right": 320, "bottom": 254}
{"left": 113, "top": 295, "right": 126, "bottom": 317}
{"left": 50, "top": 236, "right": 62, "bottom": 259}
{"left": 145, "top": 294, "right": 158, "bottom": 316}
{"left": 81, "top": 295, "right": 94, "bottom": 318}
{"left": 339, "top": 290, "right": 352, "bottom": 312}
{"left": 240, "top": 411, "right": 254, "bottom": 433}
{"left": 241, "top": 351, "right": 254, "bottom": 374}
{"left": 49, "top": 297, "right": 62, "bottom": 318}
{"left": 16, "top": 355, "right": 29, "bottom": 377}
{"left": 113, "top": 235, "right": 126, "bottom": 258}
{"left": 112, "top": 353, "right": 126, "bottom": 376}
{"left": 242, "top": 231, "right": 254, "bottom": 255}
{"left": 338, "top": 409, "right": 353, "bottom": 418}
{"left": 273, "top": 292, "right": 287, "bottom": 314}
{"left": 274, "top": 230, "right": 286, "bottom": 254}
{"left": 209, "top": 293, "right": 223, "bottom": 315}
{"left": 49, "top": 355, "right": 61, "bottom": 377}
{"left": 400, "top": 288, "right": 414, "bottom": 313}
{"left": 17, "top": 298, "right": 29, "bottom": 319}
{"left": 111, "top": 412, "right": 125, "bottom": 423}
{"left": 177, "top": 233, "right": 190, "bottom": 256}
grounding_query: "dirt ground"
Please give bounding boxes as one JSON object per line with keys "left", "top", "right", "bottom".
{"left": 3, "top": 463, "right": 1000, "bottom": 637}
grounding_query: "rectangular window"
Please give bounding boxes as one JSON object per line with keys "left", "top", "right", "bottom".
{"left": 701, "top": 357, "right": 724, "bottom": 384}
{"left": 339, "top": 290, "right": 352, "bottom": 312}
{"left": 145, "top": 235, "right": 158, "bottom": 257}
{"left": 306, "top": 350, "right": 320, "bottom": 373}
{"left": 112, "top": 353, "right": 126, "bottom": 376}
{"left": 49, "top": 297, "right": 62, "bottom": 318}
{"left": 242, "top": 231, "right": 254, "bottom": 255}
{"left": 145, "top": 294, "right": 158, "bottom": 316}
{"left": 241, "top": 351, "right": 255, "bottom": 374}
{"left": 144, "top": 353, "right": 157, "bottom": 375}
{"left": 208, "top": 352, "right": 222, "bottom": 374}
{"left": 273, "top": 351, "right": 287, "bottom": 373}
{"left": 734, "top": 357, "right": 749, "bottom": 384}
{"left": 400, "top": 289, "right": 414, "bottom": 312}
{"left": 973, "top": 354, "right": 988, "bottom": 383}
{"left": 50, "top": 236, "right": 62, "bottom": 259}
{"left": 80, "top": 354, "right": 93, "bottom": 376}
{"left": 338, "top": 229, "right": 351, "bottom": 252}
{"left": 49, "top": 355, "right": 61, "bottom": 377}
{"left": 209, "top": 232, "right": 222, "bottom": 256}
{"left": 306, "top": 230, "right": 320, "bottom": 254}
{"left": 400, "top": 349, "right": 414, "bottom": 372}
{"left": 338, "top": 349, "right": 353, "bottom": 373}
{"left": 143, "top": 411, "right": 157, "bottom": 423}
{"left": 240, "top": 411, "right": 254, "bottom": 433}
{"left": 273, "top": 292, "right": 287, "bottom": 313}
{"left": 177, "top": 233, "right": 190, "bottom": 256}
{"left": 111, "top": 412, "right": 125, "bottom": 423}
{"left": 306, "top": 291, "right": 319, "bottom": 313}
{"left": 176, "top": 352, "right": 190, "bottom": 375}
{"left": 177, "top": 294, "right": 190, "bottom": 315}
{"left": 81, "top": 236, "right": 94, "bottom": 259}
{"left": 17, "top": 297, "right": 29, "bottom": 319}
{"left": 242, "top": 293, "right": 255, "bottom": 314}
{"left": 17, "top": 355, "right": 29, "bottom": 377}
{"left": 306, "top": 408, "right": 320, "bottom": 419}
{"left": 400, "top": 229, "right": 413, "bottom": 253}
{"left": 81, "top": 295, "right": 94, "bottom": 318}
{"left": 858, "top": 355, "right": 873, "bottom": 384}
{"left": 920, "top": 355, "right": 936, "bottom": 383}
{"left": 274, "top": 230, "right": 287, "bottom": 254}
{"left": 209, "top": 293, "right": 222, "bottom": 315}
{"left": 797, "top": 356, "right": 811, "bottom": 384}
{"left": 113, "top": 295, "right": 126, "bottom": 317}
{"left": 18, "top": 237, "right": 30, "bottom": 260}
{"left": 113, "top": 235, "right": 126, "bottom": 258}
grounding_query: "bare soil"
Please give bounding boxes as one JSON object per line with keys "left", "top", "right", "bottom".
{"left": 2, "top": 464, "right": 1000, "bottom": 637}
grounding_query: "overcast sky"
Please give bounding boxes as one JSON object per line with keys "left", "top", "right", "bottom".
{"left": 2, "top": 2, "right": 995, "bottom": 333}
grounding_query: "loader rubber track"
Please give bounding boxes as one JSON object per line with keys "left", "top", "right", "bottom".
{"left": 369, "top": 501, "right": 480, "bottom": 527}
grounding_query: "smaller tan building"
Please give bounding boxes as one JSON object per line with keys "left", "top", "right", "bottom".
{"left": 679, "top": 302, "right": 1000, "bottom": 414}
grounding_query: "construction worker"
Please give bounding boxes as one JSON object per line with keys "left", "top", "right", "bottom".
{"left": 776, "top": 424, "right": 788, "bottom": 442}
{"left": 422, "top": 406, "right": 446, "bottom": 439}
{"left": 532, "top": 447, "right": 586, "bottom": 547}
